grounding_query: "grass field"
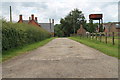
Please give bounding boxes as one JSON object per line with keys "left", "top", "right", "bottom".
{"left": 69, "top": 37, "right": 119, "bottom": 59}
{"left": 2, "top": 37, "right": 55, "bottom": 62}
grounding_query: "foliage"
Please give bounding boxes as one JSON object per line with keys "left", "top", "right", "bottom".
{"left": 85, "top": 22, "right": 98, "bottom": 33}
{"left": 54, "top": 9, "right": 105, "bottom": 37}
{"left": 2, "top": 20, "right": 51, "bottom": 51}
{"left": 54, "top": 24, "right": 64, "bottom": 37}
{"left": 55, "top": 8, "right": 86, "bottom": 37}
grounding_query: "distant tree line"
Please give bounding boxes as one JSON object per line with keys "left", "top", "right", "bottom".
{"left": 54, "top": 8, "right": 99, "bottom": 37}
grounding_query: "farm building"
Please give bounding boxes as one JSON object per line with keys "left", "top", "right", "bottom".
{"left": 18, "top": 14, "right": 54, "bottom": 36}
{"left": 77, "top": 24, "right": 86, "bottom": 36}
{"left": 103, "top": 22, "right": 120, "bottom": 32}
{"left": 103, "top": 22, "right": 120, "bottom": 36}
{"left": 18, "top": 14, "right": 40, "bottom": 27}
{"left": 39, "top": 23, "right": 54, "bottom": 36}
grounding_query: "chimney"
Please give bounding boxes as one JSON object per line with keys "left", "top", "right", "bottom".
{"left": 19, "top": 15, "right": 22, "bottom": 20}
{"left": 31, "top": 14, "right": 34, "bottom": 20}
{"left": 52, "top": 19, "right": 54, "bottom": 24}
{"left": 29, "top": 17, "right": 31, "bottom": 20}
{"left": 49, "top": 18, "right": 51, "bottom": 23}
{"left": 35, "top": 17, "right": 37, "bottom": 21}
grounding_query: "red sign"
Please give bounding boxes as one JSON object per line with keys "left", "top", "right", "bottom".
{"left": 89, "top": 14, "right": 103, "bottom": 20}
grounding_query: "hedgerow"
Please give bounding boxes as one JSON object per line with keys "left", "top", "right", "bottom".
{"left": 2, "top": 20, "right": 51, "bottom": 51}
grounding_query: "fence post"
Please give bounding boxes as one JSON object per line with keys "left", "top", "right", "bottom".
{"left": 90, "top": 33, "right": 91, "bottom": 40}
{"left": 82, "top": 34, "right": 84, "bottom": 38}
{"left": 87, "top": 33, "right": 89, "bottom": 38}
{"left": 91, "top": 33, "right": 92, "bottom": 40}
{"left": 101, "top": 33, "right": 102, "bottom": 42}
{"left": 100, "top": 32, "right": 101, "bottom": 42}
{"left": 88, "top": 33, "right": 89, "bottom": 39}
{"left": 105, "top": 32, "right": 107, "bottom": 44}
{"left": 91, "top": 32, "right": 93, "bottom": 39}
{"left": 112, "top": 32, "right": 115, "bottom": 45}
{"left": 96, "top": 33, "right": 97, "bottom": 40}
{"left": 92, "top": 33, "right": 94, "bottom": 39}
{"left": 81, "top": 34, "right": 83, "bottom": 38}
{"left": 87, "top": 33, "right": 88, "bottom": 38}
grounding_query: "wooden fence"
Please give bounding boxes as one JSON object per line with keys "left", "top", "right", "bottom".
{"left": 76, "top": 32, "right": 120, "bottom": 45}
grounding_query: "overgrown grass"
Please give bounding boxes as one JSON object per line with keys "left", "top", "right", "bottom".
{"left": 69, "top": 37, "right": 119, "bottom": 58}
{"left": 2, "top": 37, "right": 55, "bottom": 62}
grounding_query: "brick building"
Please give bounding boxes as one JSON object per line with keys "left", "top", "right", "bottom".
{"left": 77, "top": 24, "right": 86, "bottom": 36}
{"left": 103, "top": 22, "right": 120, "bottom": 36}
{"left": 103, "top": 22, "right": 120, "bottom": 32}
{"left": 18, "top": 14, "right": 54, "bottom": 35}
{"left": 18, "top": 14, "right": 40, "bottom": 27}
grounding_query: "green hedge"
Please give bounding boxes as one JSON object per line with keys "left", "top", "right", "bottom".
{"left": 2, "top": 20, "right": 51, "bottom": 51}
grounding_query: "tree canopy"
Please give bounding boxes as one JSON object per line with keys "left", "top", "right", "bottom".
{"left": 54, "top": 8, "right": 99, "bottom": 37}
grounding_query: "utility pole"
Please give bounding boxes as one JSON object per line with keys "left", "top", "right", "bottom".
{"left": 49, "top": 18, "right": 51, "bottom": 33}
{"left": 10, "top": 6, "right": 12, "bottom": 22}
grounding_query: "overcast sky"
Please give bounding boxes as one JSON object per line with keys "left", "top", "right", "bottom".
{"left": 1, "top": 0, "right": 119, "bottom": 24}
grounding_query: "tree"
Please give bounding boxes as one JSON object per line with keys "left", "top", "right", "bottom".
{"left": 59, "top": 8, "right": 86, "bottom": 37}
{"left": 54, "top": 24, "right": 64, "bottom": 37}
{"left": 85, "top": 21, "right": 98, "bottom": 33}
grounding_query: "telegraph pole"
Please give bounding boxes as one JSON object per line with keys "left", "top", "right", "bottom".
{"left": 10, "top": 6, "right": 12, "bottom": 22}
{"left": 49, "top": 18, "right": 51, "bottom": 33}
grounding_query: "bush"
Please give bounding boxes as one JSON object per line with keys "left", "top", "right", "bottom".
{"left": 2, "top": 20, "right": 51, "bottom": 51}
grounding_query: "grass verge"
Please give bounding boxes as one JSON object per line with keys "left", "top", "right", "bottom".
{"left": 69, "top": 37, "right": 119, "bottom": 59}
{"left": 2, "top": 37, "right": 55, "bottom": 62}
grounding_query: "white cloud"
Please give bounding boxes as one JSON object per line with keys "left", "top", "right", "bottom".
{"left": 1, "top": 1, "right": 119, "bottom": 24}
{"left": 1, "top": 0, "right": 119, "bottom": 2}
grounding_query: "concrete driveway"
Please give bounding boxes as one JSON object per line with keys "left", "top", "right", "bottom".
{"left": 2, "top": 38, "right": 118, "bottom": 78}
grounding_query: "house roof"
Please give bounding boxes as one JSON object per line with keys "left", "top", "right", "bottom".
{"left": 23, "top": 20, "right": 29, "bottom": 24}
{"left": 39, "top": 23, "right": 54, "bottom": 32}
{"left": 103, "top": 22, "right": 120, "bottom": 29}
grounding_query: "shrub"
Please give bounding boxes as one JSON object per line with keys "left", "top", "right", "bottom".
{"left": 2, "top": 20, "right": 51, "bottom": 51}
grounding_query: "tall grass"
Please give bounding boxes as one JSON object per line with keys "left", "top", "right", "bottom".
{"left": 2, "top": 20, "right": 51, "bottom": 51}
